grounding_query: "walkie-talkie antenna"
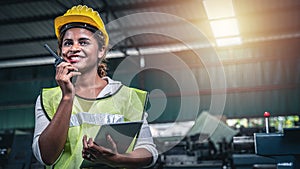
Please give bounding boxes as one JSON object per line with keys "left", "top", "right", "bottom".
{"left": 44, "top": 44, "right": 65, "bottom": 67}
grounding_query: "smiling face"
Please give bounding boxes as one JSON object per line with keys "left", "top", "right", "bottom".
{"left": 61, "top": 28, "right": 105, "bottom": 74}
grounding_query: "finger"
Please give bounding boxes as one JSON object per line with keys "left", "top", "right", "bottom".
{"left": 56, "top": 63, "right": 73, "bottom": 79}
{"left": 68, "top": 71, "right": 81, "bottom": 77}
{"left": 57, "top": 67, "right": 80, "bottom": 83}
{"left": 82, "top": 135, "right": 88, "bottom": 149}
{"left": 56, "top": 61, "right": 72, "bottom": 70}
{"left": 55, "top": 61, "right": 65, "bottom": 69}
{"left": 64, "top": 65, "right": 79, "bottom": 72}
{"left": 55, "top": 63, "right": 65, "bottom": 78}
{"left": 83, "top": 153, "right": 96, "bottom": 162}
{"left": 85, "top": 146, "right": 105, "bottom": 161}
{"left": 88, "top": 143, "right": 115, "bottom": 156}
{"left": 106, "top": 135, "right": 117, "bottom": 153}
{"left": 67, "top": 65, "right": 79, "bottom": 72}
{"left": 82, "top": 152, "right": 90, "bottom": 159}
{"left": 87, "top": 137, "right": 94, "bottom": 147}
{"left": 85, "top": 147, "right": 97, "bottom": 156}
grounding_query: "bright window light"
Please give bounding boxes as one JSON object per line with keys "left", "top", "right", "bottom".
{"left": 216, "top": 37, "right": 242, "bottom": 47}
{"left": 203, "top": 0, "right": 242, "bottom": 47}
{"left": 203, "top": 0, "right": 235, "bottom": 19}
{"left": 210, "top": 18, "right": 240, "bottom": 38}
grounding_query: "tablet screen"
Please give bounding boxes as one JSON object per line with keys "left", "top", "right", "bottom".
{"left": 94, "top": 121, "right": 143, "bottom": 154}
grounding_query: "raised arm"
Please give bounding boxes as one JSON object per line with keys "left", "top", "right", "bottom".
{"left": 38, "top": 62, "right": 80, "bottom": 165}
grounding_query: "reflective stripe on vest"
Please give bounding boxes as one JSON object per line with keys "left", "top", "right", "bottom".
{"left": 70, "top": 112, "right": 124, "bottom": 127}
{"left": 41, "top": 85, "right": 148, "bottom": 169}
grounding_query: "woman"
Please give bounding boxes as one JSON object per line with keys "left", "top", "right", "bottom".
{"left": 32, "top": 5, "right": 158, "bottom": 169}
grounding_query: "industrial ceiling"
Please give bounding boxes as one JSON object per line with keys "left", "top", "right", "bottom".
{"left": 0, "top": 0, "right": 299, "bottom": 66}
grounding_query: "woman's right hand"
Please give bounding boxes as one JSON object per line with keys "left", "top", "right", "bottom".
{"left": 82, "top": 135, "right": 120, "bottom": 167}
{"left": 55, "top": 62, "right": 81, "bottom": 98}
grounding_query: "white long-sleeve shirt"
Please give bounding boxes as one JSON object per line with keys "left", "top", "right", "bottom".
{"left": 32, "top": 77, "right": 158, "bottom": 167}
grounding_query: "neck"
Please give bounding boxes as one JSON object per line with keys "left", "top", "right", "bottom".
{"left": 74, "top": 72, "right": 108, "bottom": 98}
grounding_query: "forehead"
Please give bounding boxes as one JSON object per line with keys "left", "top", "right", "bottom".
{"left": 63, "top": 28, "right": 95, "bottom": 39}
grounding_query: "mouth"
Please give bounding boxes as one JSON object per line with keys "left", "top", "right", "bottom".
{"left": 67, "top": 55, "right": 81, "bottom": 64}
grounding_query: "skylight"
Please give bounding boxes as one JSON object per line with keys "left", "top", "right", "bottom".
{"left": 203, "top": 0, "right": 242, "bottom": 47}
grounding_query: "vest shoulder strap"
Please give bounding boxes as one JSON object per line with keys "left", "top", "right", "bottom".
{"left": 41, "top": 86, "right": 61, "bottom": 120}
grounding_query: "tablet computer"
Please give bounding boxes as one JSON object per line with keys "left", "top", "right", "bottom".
{"left": 94, "top": 120, "right": 143, "bottom": 154}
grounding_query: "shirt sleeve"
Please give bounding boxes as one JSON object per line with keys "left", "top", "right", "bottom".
{"left": 32, "top": 95, "right": 49, "bottom": 165}
{"left": 134, "top": 113, "right": 158, "bottom": 168}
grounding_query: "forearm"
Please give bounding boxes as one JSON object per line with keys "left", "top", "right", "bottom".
{"left": 111, "top": 148, "right": 153, "bottom": 169}
{"left": 39, "top": 95, "right": 73, "bottom": 165}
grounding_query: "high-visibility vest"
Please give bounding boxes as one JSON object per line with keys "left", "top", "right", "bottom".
{"left": 41, "top": 85, "right": 148, "bottom": 169}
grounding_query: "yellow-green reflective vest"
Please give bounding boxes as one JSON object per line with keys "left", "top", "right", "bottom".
{"left": 41, "top": 85, "right": 148, "bottom": 169}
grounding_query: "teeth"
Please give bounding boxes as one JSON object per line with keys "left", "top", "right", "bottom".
{"left": 70, "top": 57, "right": 80, "bottom": 61}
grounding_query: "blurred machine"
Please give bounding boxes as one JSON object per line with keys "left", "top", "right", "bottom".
{"left": 0, "top": 130, "right": 14, "bottom": 168}
{"left": 155, "top": 133, "right": 229, "bottom": 169}
{"left": 153, "top": 112, "right": 300, "bottom": 169}
{"left": 153, "top": 111, "right": 237, "bottom": 169}
{"left": 254, "top": 128, "right": 300, "bottom": 169}
{"left": 0, "top": 129, "right": 35, "bottom": 169}
{"left": 232, "top": 134, "right": 277, "bottom": 169}
{"left": 232, "top": 112, "right": 300, "bottom": 169}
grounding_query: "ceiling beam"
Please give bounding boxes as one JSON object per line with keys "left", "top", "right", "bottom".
{"left": 2, "top": 0, "right": 299, "bottom": 26}
{"left": 107, "top": 0, "right": 197, "bottom": 12}
{"left": 0, "top": 0, "right": 44, "bottom": 5}
{"left": 1, "top": 35, "right": 300, "bottom": 68}
{"left": 0, "top": 35, "right": 55, "bottom": 46}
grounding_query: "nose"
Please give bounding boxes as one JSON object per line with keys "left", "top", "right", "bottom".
{"left": 70, "top": 42, "right": 81, "bottom": 53}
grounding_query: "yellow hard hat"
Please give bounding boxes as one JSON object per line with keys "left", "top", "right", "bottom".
{"left": 54, "top": 5, "right": 109, "bottom": 47}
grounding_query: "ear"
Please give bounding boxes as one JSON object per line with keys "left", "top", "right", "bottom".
{"left": 97, "top": 47, "right": 106, "bottom": 60}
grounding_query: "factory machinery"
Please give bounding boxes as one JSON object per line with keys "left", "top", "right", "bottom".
{"left": 154, "top": 133, "right": 231, "bottom": 169}
{"left": 0, "top": 112, "right": 299, "bottom": 169}
{"left": 153, "top": 112, "right": 300, "bottom": 169}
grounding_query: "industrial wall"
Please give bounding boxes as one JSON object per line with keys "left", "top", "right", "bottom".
{"left": 0, "top": 41, "right": 299, "bottom": 129}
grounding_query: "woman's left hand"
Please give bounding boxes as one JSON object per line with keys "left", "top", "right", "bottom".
{"left": 82, "top": 134, "right": 153, "bottom": 168}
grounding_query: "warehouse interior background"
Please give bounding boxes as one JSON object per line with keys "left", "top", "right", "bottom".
{"left": 0, "top": 0, "right": 299, "bottom": 168}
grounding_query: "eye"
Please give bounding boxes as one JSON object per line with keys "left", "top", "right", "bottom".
{"left": 63, "top": 40, "right": 73, "bottom": 47}
{"left": 79, "top": 40, "right": 89, "bottom": 46}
